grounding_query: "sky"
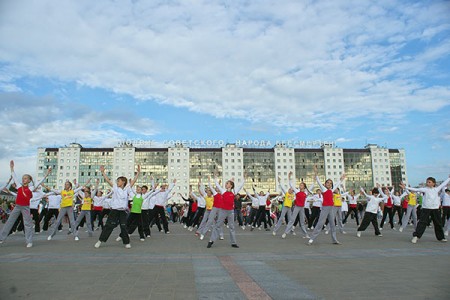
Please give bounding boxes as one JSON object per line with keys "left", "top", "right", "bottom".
{"left": 0, "top": 0, "right": 449, "bottom": 186}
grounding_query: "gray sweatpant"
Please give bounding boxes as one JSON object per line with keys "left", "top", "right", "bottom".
{"left": 210, "top": 209, "right": 236, "bottom": 245}
{"left": 400, "top": 205, "right": 417, "bottom": 230}
{"left": 74, "top": 210, "right": 93, "bottom": 237}
{"left": 285, "top": 206, "right": 308, "bottom": 236}
{"left": 326, "top": 206, "right": 344, "bottom": 233}
{"left": 0, "top": 205, "right": 33, "bottom": 244}
{"left": 197, "top": 209, "right": 211, "bottom": 233}
{"left": 309, "top": 206, "right": 338, "bottom": 243}
{"left": 273, "top": 206, "right": 292, "bottom": 233}
{"left": 49, "top": 206, "right": 77, "bottom": 238}
{"left": 199, "top": 207, "right": 223, "bottom": 237}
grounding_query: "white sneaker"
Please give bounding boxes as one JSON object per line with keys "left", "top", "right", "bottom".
{"left": 392, "top": 228, "right": 397, "bottom": 231}
{"left": 47, "top": 236, "right": 52, "bottom": 241}
{"left": 377, "top": 234, "right": 383, "bottom": 237}
{"left": 356, "top": 231, "right": 361, "bottom": 238}
{"left": 399, "top": 227, "right": 403, "bottom": 232}
{"left": 125, "top": 244, "right": 131, "bottom": 249}
{"left": 272, "top": 231, "right": 276, "bottom": 236}
{"left": 325, "top": 230, "right": 329, "bottom": 235}
{"left": 307, "top": 239, "right": 313, "bottom": 245}
{"left": 440, "top": 239, "right": 447, "bottom": 242}
{"left": 258, "top": 227, "right": 262, "bottom": 231}
{"left": 219, "top": 236, "right": 224, "bottom": 240}
{"left": 342, "top": 231, "right": 346, "bottom": 234}
{"left": 292, "top": 226, "right": 296, "bottom": 229}
{"left": 304, "top": 234, "right": 311, "bottom": 239}
{"left": 140, "top": 238, "right": 145, "bottom": 242}
{"left": 292, "top": 232, "right": 297, "bottom": 236}
{"left": 116, "top": 236, "right": 122, "bottom": 242}
{"left": 183, "top": 225, "right": 187, "bottom": 228}
{"left": 94, "top": 241, "right": 101, "bottom": 248}
{"left": 26, "top": 243, "right": 33, "bottom": 248}
{"left": 281, "top": 233, "right": 286, "bottom": 239}
{"left": 200, "top": 234, "right": 204, "bottom": 240}
{"left": 75, "top": 236, "right": 79, "bottom": 241}
{"left": 411, "top": 236, "right": 418, "bottom": 244}
{"left": 188, "top": 227, "right": 193, "bottom": 231}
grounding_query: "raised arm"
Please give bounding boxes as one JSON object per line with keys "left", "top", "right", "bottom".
{"left": 332, "top": 173, "right": 346, "bottom": 192}
{"left": 100, "top": 166, "right": 114, "bottom": 187}
{"left": 235, "top": 178, "right": 245, "bottom": 194}
{"left": 360, "top": 187, "right": 369, "bottom": 198}
{"left": 436, "top": 176, "right": 450, "bottom": 192}
{"left": 0, "top": 176, "right": 12, "bottom": 191}
{"left": 129, "top": 165, "right": 141, "bottom": 187}
{"left": 10, "top": 160, "right": 21, "bottom": 188}
{"left": 313, "top": 165, "right": 326, "bottom": 192}
{"left": 214, "top": 177, "right": 226, "bottom": 194}
{"left": 32, "top": 167, "right": 53, "bottom": 191}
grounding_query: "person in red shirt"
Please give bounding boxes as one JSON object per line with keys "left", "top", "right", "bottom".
{"left": 0, "top": 160, "right": 51, "bottom": 247}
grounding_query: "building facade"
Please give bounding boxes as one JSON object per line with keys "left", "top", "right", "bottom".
{"left": 36, "top": 143, "right": 408, "bottom": 203}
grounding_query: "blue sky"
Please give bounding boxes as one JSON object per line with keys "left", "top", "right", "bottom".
{"left": 0, "top": 0, "right": 449, "bottom": 185}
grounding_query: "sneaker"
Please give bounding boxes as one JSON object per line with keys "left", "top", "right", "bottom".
{"left": 226, "top": 225, "right": 229, "bottom": 228}
{"left": 0, "top": 240, "right": 3, "bottom": 244}
{"left": 47, "top": 236, "right": 52, "bottom": 241}
{"left": 304, "top": 234, "right": 311, "bottom": 239}
{"left": 125, "top": 244, "right": 131, "bottom": 249}
{"left": 35, "top": 232, "right": 40, "bottom": 235}
{"left": 58, "top": 229, "right": 62, "bottom": 232}
{"left": 411, "top": 236, "right": 418, "bottom": 244}
{"left": 140, "top": 238, "right": 145, "bottom": 242}
{"left": 250, "top": 226, "right": 255, "bottom": 231}
{"left": 95, "top": 227, "right": 100, "bottom": 231}
{"left": 258, "top": 227, "right": 262, "bottom": 231}
{"left": 342, "top": 231, "right": 346, "bottom": 234}
{"left": 440, "top": 239, "right": 447, "bottom": 242}
{"left": 94, "top": 241, "right": 101, "bottom": 248}
{"left": 281, "top": 233, "right": 286, "bottom": 239}
{"left": 188, "top": 226, "right": 193, "bottom": 231}
{"left": 75, "top": 236, "right": 79, "bottom": 241}
{"left": 265, "top": 228, "right": 270, "bottom": 231}
{"left": 392, "top": 228, "right": 397, "bottom": 231}
{"left": 325, "top": 230, "right": 329, "bottom": 235}
{"left": 219, "top": 236, "right": 224, "bottom": 240}
{"left": 207, "top": 241, "right": 214, "bottom": 248}
{"left": 377, "top": 234, "right": 383, "bottom": 237}
{"left": 356, "top": 231, "right": 361, "bottom": 238}
{"left": 200, "top": 234, "right": 204, "bottom": 240}
{"left": 160, "top": 230, "right": 164, "bottom": 233}
{"left": 292, "top": 226, "right": 296, "bottom": 229}
{"left": 307, "top": 239, "right": 313, "bottom": 245}
{"left": 231, "top": 244, "right": 239, "bottom": 248}
{"left": 333, "top": 241, "right": 341, "bottom": 245}
{"left": 292, "top": 232, "right": 297, "bottom": 236}
{"left": 241, "top": 226, "right": 245, "bottom": 230}
{"left": 166, "top": 231, "right": 170, "bottom": 234}
{"left": 399, "top": 227, "right": 403, "bottom": 232}
{"left": 183, "top": 225, "right": 187, "bottom": 229}
{"left": 146, "top": 235, "right": 151, "bottom": 238}
{"left": 26, "top": 243, "right": 33, "bottom": 248}
{"left": 272, "top": 231, "right": 276, "bottom": 236}
{"left": 116, "top": 236, "right": 122, "bottom": 242}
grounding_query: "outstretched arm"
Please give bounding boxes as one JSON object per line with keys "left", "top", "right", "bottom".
{"left": 100, "top": 166, "right": 114, "bottom": 187}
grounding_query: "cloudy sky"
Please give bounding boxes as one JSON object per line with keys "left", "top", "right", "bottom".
{"left": 0, "top": 0, "right": 449, "bottom": 185}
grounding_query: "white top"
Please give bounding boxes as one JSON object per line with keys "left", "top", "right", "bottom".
{"left": 442, "top": 192, "right": 450, "bottom": 206}
{"left": 191, "top": 192, "right": 206, "bottom": 208}
{"left": 347, "top": 194, "right": 360, "bottom": 205}
{"left": 30, "top": 190, "right": 54, "bottom": 209}
{"left": 311, "top": 194, "right": 323, "bottom": 207}
{"left": 406, "top": 178, "right": 450, "bottom": 209}
{"left": 315, "top": 176, "right": 342, "bottom": 193}
{"left": 245, "top": 190, "right": 260, "bottom": 208}
{"left": 214, "top": 178, "right": 245, "bottom": 196}
{"left": 109, "top": 184, "right": 133, "bottom": 210}
{"left": 153, "top": 183, "right": 175, "bottom": 207}
{"left": 360, "top": 189, "right": 383, "bottom": 214}
{"left": 47, "top": 194, "right": 62, "bottom": 209}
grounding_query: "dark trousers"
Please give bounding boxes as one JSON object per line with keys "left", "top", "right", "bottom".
{"left": 39, "top": 208, "right": 47, "bottom": 222}
{"left": 91, "top": 210, "right": 103, "bottom": 229}
{"left": 43, "top": 209, "right": 62, "bottom": 231}
{"left": 252, "top": 206, "right": 267, "bottom": 228}
{"left": 357, "top": 212, "right": 381, "bottom": 235}
{"left": 127, "top": 212, "right": 145, "bottom": 239}
{"left": 141, "top": 210, "right": 151, "bottom": 236}
{"left": 154, "top": 206, "right": 169, "bottom": 233}
{"left": 441, "top": 207, "right": 450, "bottom": 226}
{"left": 234, "top": 209, "right": 244, "bottom": 226}
{"left": 249, "top": 207, "right": 258, "bottom": 224}
{"left": 380, "top": 207, "right": 394, "bottom": 229}
{"left": 265, "top": 210, "right": 273, "bottom": 227}
{"left": 30, "top": 208, "right": 40, "bottom": 232}
{"left": 148, "top": 209, "right": 162, "bottom": 231}
{"left": 393, "top": 205, "right": 403, "bottom": 226}
{"left": 308, "top": 206, "right": 321, "bottom": 228}
{"left": 99, "top": 209, "right": 130, "bottom": 244}
{"left": 413, "top": 208, "right": 445, "bottom": 240}
{"left": 99, "top": 209, "right": 111, "bottom": 228}
{"left": 343, "top": 207, "right": 360, "bottom": 225}
{"left": 192, "top": 207, "right": 206, "bottom": 227}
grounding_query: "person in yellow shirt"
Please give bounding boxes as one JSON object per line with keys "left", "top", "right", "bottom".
{"left": 48, "top": 179, "right": 87, "bottom": 241}
{"left": 73, "top": 179, "right": 99, "bottom": 240}
{"left": 272, "top": 177, "right": 294, "bottom": 235}
{"left": 399, "top": 190, "right": 418, "bottom": 232}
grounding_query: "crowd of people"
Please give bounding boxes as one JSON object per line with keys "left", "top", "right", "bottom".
{"left": 0, "top": 160, "right": 449, "bottom": 249}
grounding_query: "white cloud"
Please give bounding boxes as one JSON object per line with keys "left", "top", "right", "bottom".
{"left": 0, "top": 0, "right": 449, "bottom": 131}
{"left": 0, "top": 93, "right": 160, "bottom": 181}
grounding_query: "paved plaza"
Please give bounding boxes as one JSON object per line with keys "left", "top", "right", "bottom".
{"left": 0, "top": 221, "right": 449, "bottom": 300}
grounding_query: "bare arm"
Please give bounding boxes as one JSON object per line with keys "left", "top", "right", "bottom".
{"left": 130, "top": 165, "right": 141, "bottom": 188}
{"left": 100, "top": 166, "right": 114, "bottom": 187}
